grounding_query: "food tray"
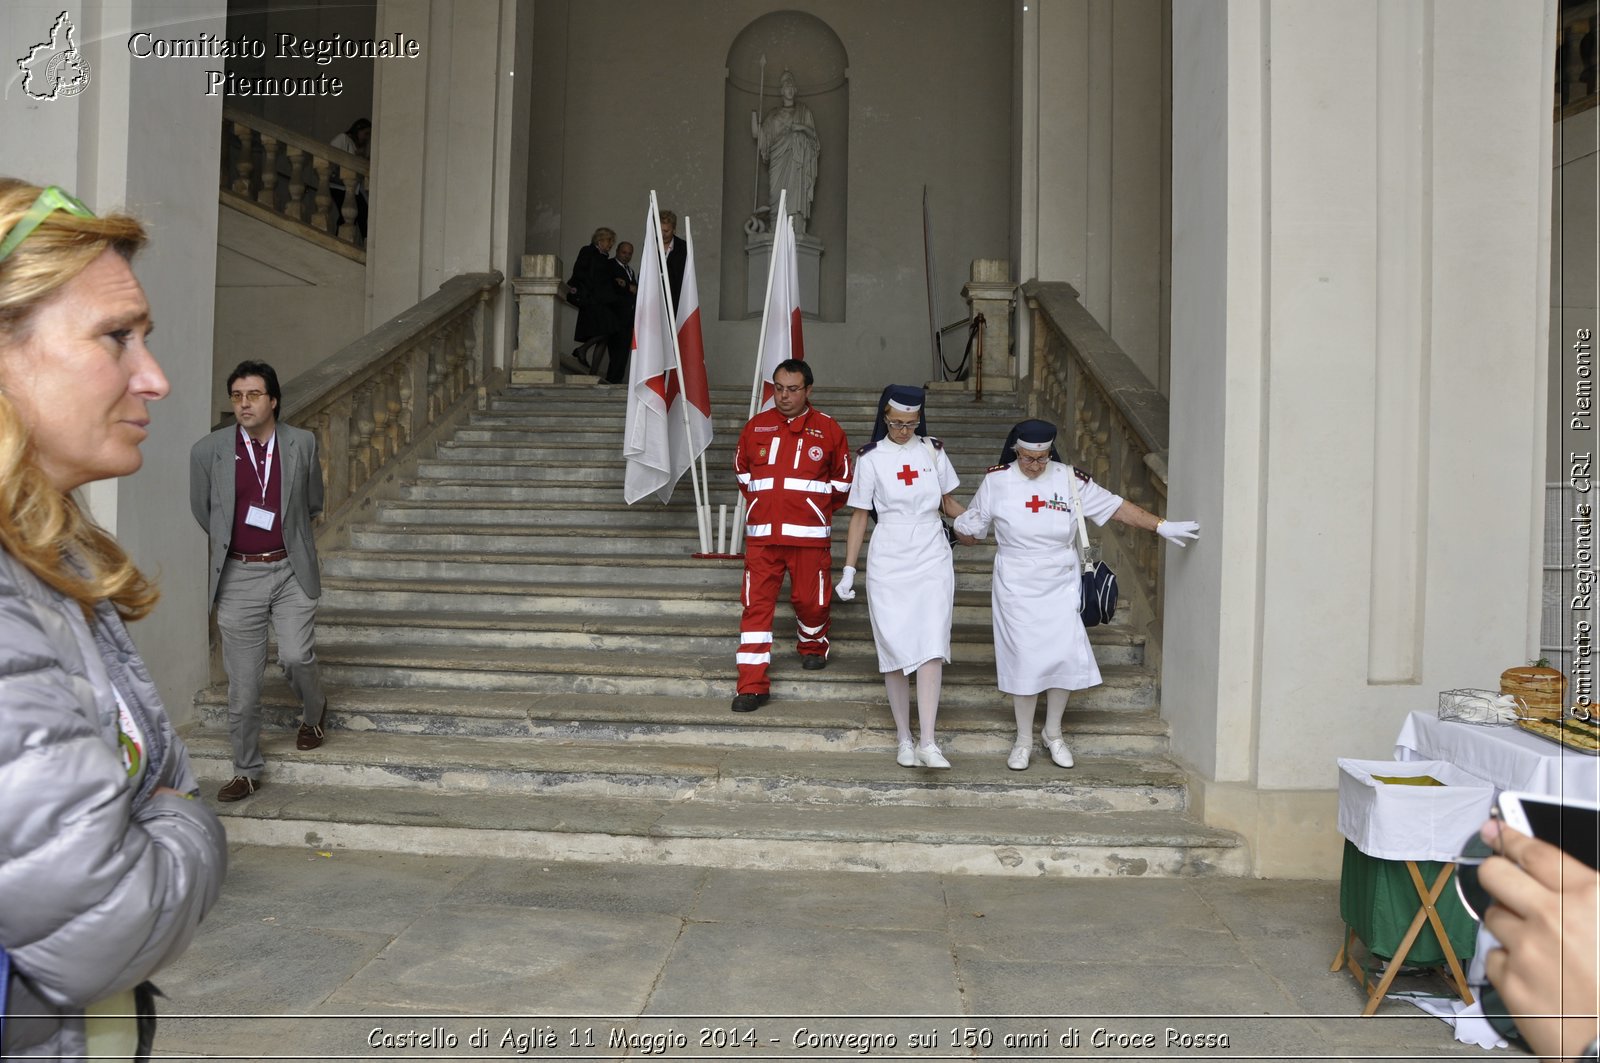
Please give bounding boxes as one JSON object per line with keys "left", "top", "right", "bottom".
{"left": 1516, "top": 715, "right": 1600, "bottom": 755}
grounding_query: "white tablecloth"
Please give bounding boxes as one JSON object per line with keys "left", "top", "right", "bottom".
{"left": 1337, "top": 758, "right": 1496, "bottom": 862}
{"left": 1394, "top": 711, "right": 1600, "bottom": 802}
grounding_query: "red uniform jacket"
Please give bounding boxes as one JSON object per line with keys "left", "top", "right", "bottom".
{"left": 734, "top": 406, "right": 852, "bottom": 548}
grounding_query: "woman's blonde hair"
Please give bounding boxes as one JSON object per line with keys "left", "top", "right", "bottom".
{"left": 0, "top": 177, "right": 158, "bottom": 621}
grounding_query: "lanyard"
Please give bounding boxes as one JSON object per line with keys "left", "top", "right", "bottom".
{"left": 239, "top": 427, "right": 276, "bottom": 505}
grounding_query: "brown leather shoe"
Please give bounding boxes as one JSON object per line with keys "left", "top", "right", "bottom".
{"left": 296, "top": 721, "right": 325, "bottom": 751}
{"left": 216, "top": 775, "right": 259, "bottom": 802}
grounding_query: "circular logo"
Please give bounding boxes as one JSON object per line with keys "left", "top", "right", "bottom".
{"left": 46, "top": 50, "right": 91, "bottom": 98}
{"left": 808, "top": 445, "right": 823, "bottom": 462}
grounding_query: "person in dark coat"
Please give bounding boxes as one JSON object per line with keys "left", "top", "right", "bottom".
{"left": 567, "top": 227, "right": 622, "bottom": 376}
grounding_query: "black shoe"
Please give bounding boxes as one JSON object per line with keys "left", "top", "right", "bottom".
{"left": 801, "top": 655, "right": 828, "bottom": 671}
{"left": 731, "top": 693, "right": 770, "bottom": 713}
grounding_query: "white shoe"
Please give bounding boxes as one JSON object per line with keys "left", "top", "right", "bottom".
{"left": 896, "top": 739, "right": 916, "bottom": 767}
{"left": 1041, "top": 732, "right": 1074, "bottom": 768}
{"left": 915, "top": 742, "right": 951, "bottom": 769}
{"left": 1007, "top": 743, "right": 1031, "bottom": 771}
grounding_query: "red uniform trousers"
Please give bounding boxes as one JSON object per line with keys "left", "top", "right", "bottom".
{"left": 736, "top": 543, "right": 833, "bottom": 695}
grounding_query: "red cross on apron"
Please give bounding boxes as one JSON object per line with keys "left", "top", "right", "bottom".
{"left": 896, "top": 464, "right": 919, "bottom": 486}
{"left": 1026, "top": 495, "right": 1048, "bottom": 513}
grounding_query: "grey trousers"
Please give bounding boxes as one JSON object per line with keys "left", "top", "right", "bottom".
{"left": 216, "top": 557, "right": 326, "bottom": 779}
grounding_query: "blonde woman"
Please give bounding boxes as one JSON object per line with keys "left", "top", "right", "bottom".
{"left": 0, "top": 178, "right": 227, "bottom": 1059}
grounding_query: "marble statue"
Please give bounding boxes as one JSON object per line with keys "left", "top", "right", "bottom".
{"left": 752, "top": 69, "right": 819, "bottom": 235}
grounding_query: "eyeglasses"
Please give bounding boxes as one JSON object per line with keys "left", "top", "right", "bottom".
{"left": 0, "top": 186, "right": 95, "bottom": 263}
{"left": 1016, "top": 453, "right": 1052, "bottom": 466}
{"left": 884, "top": 420, "right": 919, "bottom": 432}
{"left": 230, "top": 390, "right": 268, "bottom": 404}
{"left": 772, "top": 384, "right": 808, "bottom": 395}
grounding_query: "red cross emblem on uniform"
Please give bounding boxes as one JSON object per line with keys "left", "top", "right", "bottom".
{"left": 897, "top": 464, "right": 919, "bottom": 486}
{"left": 1026, "top": 495, "right": 1047, "bottom": 513}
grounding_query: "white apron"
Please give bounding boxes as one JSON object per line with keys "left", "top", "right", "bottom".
{"left": 846, "top": 437, "right": 960, "bottom": 674}
{"left": 954, "top": 462, "right": 1123, "bottom": 695}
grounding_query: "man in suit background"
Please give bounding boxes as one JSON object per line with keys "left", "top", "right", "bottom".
{"left": 190, "top": 360, "right": 328, "bottom": 802}
{"left": 659, "top": 210, "right": 687, "bottom": 313}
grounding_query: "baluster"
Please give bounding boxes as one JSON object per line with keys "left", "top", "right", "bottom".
{"left": 308, "top": 412, "right": 333, "bottom": 521}
{"left": 324, "top": 397, "right": 352, "bottom": 508}
{"left": 385, "top": 365, "right": 405, "bottom": 452}
{"left": 310, "top": 157, "right": 333, "bottom": 232}
{"left": 369, "top": 375, "right": 392, "bottom": 467}
{"left": 350, "top": 384, "right": 376, "bottom": 487}
{"left": 257, "top": 135, "right": 280, "bottom": 210}
{"left": 456, "top": 318, "right": 478, "bottom": 394}
{"left": 285, "top": 146, "right": 307, "bottom": 222}
{"left": 336, "top": 165, "right": 359, "bottom": 242}
{"left": 397, "top": 354, "right": 417, "bottom": 446}
{"left": 426, "top": 334, "right": 446, "bottom": 422}
{"left": 231, "top": 122, "right": 255, "bottom": 197}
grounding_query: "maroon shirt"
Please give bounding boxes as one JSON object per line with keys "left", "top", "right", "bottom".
{"left": 230, "top": 428, "right": 285, "bottom": 554}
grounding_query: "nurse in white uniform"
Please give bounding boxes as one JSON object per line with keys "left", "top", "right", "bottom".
{"left": 954, "top": 419, "right": 1199, "bottom": 770}
{"left": 835, "top": 386, "right": 970, "bottom": 769}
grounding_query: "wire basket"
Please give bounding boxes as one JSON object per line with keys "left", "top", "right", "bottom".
{"left": 1437, "top": 688, "right": 1525, "bottom": 725}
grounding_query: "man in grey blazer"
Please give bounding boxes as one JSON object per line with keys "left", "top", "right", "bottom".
{"left": 190, "top": 360, "right": 328, "bottom": 802}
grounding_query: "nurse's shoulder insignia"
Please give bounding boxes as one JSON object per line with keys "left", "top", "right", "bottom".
{"left": 1072, "top": 465, "right": 1090, "bottom": 482}
{"left": 858, "top": 440, "right": 878, "bottom": 456}
{"left": 987, "top": 463, "right": 1011, "bottom": 474}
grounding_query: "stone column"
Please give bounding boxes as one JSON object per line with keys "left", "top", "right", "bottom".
{"left": 1165, "top": 0, "right": 1555, "bottom": 877}
{"left": 512, "top": 254, "right": 565, "bottom": 384}
{"left": 961, "top": 259, "right": 1017, "bottom": 394}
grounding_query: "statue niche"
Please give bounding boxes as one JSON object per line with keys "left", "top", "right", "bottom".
{"left": 719, "top": 12, "right": 847, "bottom": 323}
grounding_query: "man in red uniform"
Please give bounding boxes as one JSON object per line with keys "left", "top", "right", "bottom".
{"left": 731, "top": 359, "right": 852, "bottom": 712}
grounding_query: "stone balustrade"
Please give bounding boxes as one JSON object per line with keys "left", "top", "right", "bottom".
{"left": 220, "top": 106, "right": 368, "bottom": 260}
{"left": 281, "top": 272, "right": 503, "bottom": 540}
{"left": 1021, "top": 280, "right": 1170, "bottom": 660}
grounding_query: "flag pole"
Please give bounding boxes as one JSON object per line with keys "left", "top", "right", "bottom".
{"left": 649, "top": 192, "right": 710, "bottom": 553}
{"left": 732, "top": 189, "right": 787, "bottom": 556}
{"left": 674, "top": 214, "right": 712, "bottom": 552}
{"left": 683, "top": 216, "right": 715, "bottom": 550}
{"left": 746, "top": 188, "right": 787, "bottom": 421}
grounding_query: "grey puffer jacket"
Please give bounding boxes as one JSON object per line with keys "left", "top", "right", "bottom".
{"left": 0, "top": 550, "right": 227, "bottom": 1060}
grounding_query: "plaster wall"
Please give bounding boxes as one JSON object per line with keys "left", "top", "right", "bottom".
{"left": 1017, "top": 0, "right": 1169, "bottom": 387}
{"left": 529, "top": 0, "right": 1012, "bottom": 391}
{"left": 212, "top": 206, "right": 366, "bottom": 414}
{"left": 369, "top": 0, "right": 523, "bottom": 363}
{"left": 0, "top": 0, "right": 229, "bottom": 726}
{"left": 222, "top": 0, "right": 378, "bottom": 144}
{"left": 1169, "top": 0, "right": 1554, "bottom": 875}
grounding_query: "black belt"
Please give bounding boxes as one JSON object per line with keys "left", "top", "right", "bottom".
{"left": 228, "top": 549, "right": 288, "bottom": 563}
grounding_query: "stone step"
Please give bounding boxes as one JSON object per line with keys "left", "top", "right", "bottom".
{"left": 184, "top": 729, "right": 1187, "bottom": 812}
{"left": 305, "top": 644, "right": 1157, "bottom": 710}
{"left": 192, "top": 685, "right": 1168, "bottom": 756}
{"left": 447, "top": 425, "right": 1014, "bottom": 447}
{"left": 383, "top": 495, "right": 710, "bottom": 522}
{"left": 345, "top": 521, "right": 1000, "bottom": 563}
{"left": 318, "top": 544, "right": 1004, "bottom": 592}
{"left": 200, "top": 780, "right": 1247, "bottom": 877}
{"left": 434, "top": 440, "right": 1005, "bottom": 473}
{"left": 319, "top": 574, "right": 1009, "bottom": 625}
{"left": 312, "top": 608, "right": 1146, "bottom": 667}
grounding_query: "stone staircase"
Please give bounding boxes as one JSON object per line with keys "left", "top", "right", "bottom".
{"left": 188, "top": 384, "right": 1247, "bottom": 877}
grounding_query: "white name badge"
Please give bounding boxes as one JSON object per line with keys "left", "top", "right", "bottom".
{"left": 245, "top": 505, "right": 277, "bottom": 531}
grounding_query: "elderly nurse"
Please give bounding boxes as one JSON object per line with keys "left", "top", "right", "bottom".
{"left": 0, "top": 178, "right": 227, "bottom": 1059}
{"left": 955, "top": 419, "right": 1199, "bottom": 770}
{"left": 835, "top": 385, "right": 968, "bottom": 768}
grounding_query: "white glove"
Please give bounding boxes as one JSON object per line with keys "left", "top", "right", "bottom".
{"left": 834, "top": 565, "right": 857, "bottom": 600}
{"left": 1157, "top": 519, "right": 1200, "bottom": 547}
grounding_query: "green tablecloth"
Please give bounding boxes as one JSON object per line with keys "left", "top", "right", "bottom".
{"left": 1338, "top": 839, "right": 1478, "bottom": 966}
